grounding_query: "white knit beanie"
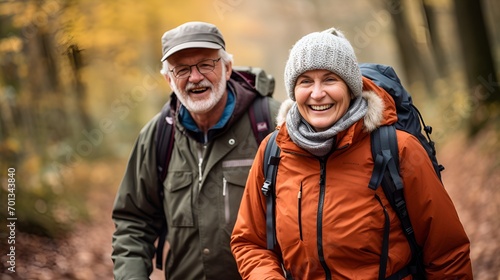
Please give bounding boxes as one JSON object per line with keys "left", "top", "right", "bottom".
{"left": 284, "top": 28, "right": 362, "bottom": 101}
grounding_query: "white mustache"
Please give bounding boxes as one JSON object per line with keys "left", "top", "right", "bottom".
{"left": 185, "top": 81, "right": 213, "bottom": 91}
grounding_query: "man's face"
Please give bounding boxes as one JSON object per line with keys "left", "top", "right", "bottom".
{"left": 166, "top": 48, "right": 232, "bottom": 114}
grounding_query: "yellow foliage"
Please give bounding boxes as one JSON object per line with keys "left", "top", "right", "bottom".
{"left": 2, "top": 137, "right": 20, "bottom": 154}
{"left": 21, "top": 154, "right": 42, "bottom": 188}
{"left": 0, "top": 36, "right": 23, "bottom": 52}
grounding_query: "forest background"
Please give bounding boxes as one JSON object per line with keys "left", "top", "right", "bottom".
{"left": 0, "top": 0, "right": 499, "bottom": 279}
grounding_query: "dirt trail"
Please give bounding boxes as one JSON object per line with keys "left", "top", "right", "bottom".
{"left": 1, "top": 131, "right": 499, "bottom": 280}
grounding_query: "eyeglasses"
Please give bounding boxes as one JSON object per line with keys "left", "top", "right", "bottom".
{"left": 169, "top": 57, "right": 222, "bottom": 79}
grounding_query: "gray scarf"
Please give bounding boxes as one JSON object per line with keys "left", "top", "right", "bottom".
{"left": 286, "top": 96, "right": 368, "bottom": 157}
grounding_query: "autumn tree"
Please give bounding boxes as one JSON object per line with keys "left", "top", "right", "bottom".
{"left": 452, "top": 0, "right": 499, "bottom": 136}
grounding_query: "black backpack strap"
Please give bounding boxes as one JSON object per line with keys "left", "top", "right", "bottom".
{"left": 370, "top": 126, "right": 425, "bottom": 280}
{"left": 261, "top": 130, "right": 280, "bottom": 250}
{"left": 155, "top": 217, "right": 168, "bottom": 270}
{"left": 248, "top": 96, "right": 272, "bottom": 145}
{"left": 385, "top": 266, "right": 412, "bottom": 280}
{"left": 410, "top": 103, "right": 444, "bottom": 178}
{"left": 156, "top": 101, "right": 176, "bottom": 184}
{"left": 373, "top": 194, "right": 390, "bottom": 280}
{"left": 369, "top": 126, "right": 401, "bottom": 191}
{"left": 154, "top": 100, "right": 175, "bottom": 270}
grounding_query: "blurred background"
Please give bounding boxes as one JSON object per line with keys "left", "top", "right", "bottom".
{"left": 0, "top": 0, "right": 498, "bottom": 279}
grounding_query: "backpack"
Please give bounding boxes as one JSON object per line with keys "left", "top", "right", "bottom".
{"left": 261, "top": 63, "right": 444, "bottom": 280}
{"left": 154, "top": 66, "right": 276, "bottom": 270}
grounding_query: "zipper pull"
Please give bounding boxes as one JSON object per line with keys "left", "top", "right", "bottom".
{"left": 223, "top": 177, "right": 227, "bottom": 196}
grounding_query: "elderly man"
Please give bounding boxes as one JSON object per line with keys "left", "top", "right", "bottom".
{"left": 111, "top": 21, "right": 280, "bottom": 280}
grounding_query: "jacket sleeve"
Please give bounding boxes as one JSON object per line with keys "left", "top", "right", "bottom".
{"left": 231, "top": 134, "right": 286, "bottom": 280}
{"left": 398, "top": 132, "right": 473, "bottom": 279}
{"left": 111, "top": 115, "right": 165, "bottom": 280}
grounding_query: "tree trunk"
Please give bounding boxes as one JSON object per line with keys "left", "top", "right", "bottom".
{"left": 385, "top": 0, "right": 436, "bottom": 95}
{"left": 67, "top": 44, "right": 92, "bottom": 132}
{"left": 453, "top": 0, "right": 500, "bottom": 136}
{"left": 421, "top": 1, "right": 448, "bottom": 78}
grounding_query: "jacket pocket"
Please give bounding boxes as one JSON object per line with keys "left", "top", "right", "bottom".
{"left": 165, "top": 171, "right": 194, "bottom": 227}
{"left": 221, "top": 167, "right": 248, "bottom": 226}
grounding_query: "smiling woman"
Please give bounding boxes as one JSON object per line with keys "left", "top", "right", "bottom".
{"left": 230, "top": 27, "right": 473, "bottom": 280}
{"left": 294, "top": 70, "right": 352, "bottom": 132}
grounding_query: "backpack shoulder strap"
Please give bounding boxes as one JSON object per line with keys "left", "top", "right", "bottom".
{"left": 369, "top": 125, "right": 425, "bottom": 279}
{"left": 248, "top": 96, "right": 273, "bottom": 145}
{"left": 156, "top": 101, "right": 176, "bottom": 184}
{"left": 154, "top": 100, "right": 175, "bottom": 270}
{"left": 369, "top": 125, "right": 400, "bottom": 191}
{"left": 261, "top": 130, "right": 281, "bottom": 250}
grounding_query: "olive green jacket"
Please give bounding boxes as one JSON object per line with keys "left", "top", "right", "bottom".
{"left": 112, "top": 75, "right": 280, "bottom": 280}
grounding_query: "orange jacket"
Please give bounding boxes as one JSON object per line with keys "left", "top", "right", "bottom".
{"left": 231, "top": 78, "right": 472, "bottom": 279}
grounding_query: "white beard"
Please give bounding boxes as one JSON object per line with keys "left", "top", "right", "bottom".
{"left": 170, "top": 64, "right": 227, "bottom": 114}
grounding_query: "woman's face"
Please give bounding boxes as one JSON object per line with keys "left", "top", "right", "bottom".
{"left": 294, "top": 69, "right": 352, "bottom": 132}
